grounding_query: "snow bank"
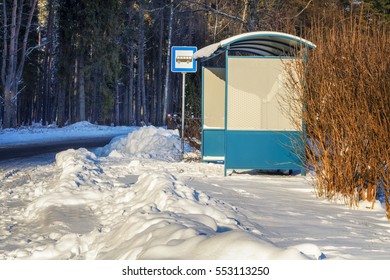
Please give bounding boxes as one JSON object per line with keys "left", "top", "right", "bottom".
{"left": 3, "top": 146, "right": 315, "bottom": 260}
{"left": 96, "top": 126, "right": 182, "bottom": 161}
{"left": 23, "top": 148, "right": 108, "bottom": 220}
{"left": 4, "top": 124, "right": 390, "bottom": 260}
{"left": 65, "top": 121, "right": 98, "bottom": 129}
{"left": 84, "top": 172, "right": 310, "bottom": 260}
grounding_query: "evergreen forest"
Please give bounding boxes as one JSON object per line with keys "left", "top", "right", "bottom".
{"left": 1, "top": 0, "right": 389, "bottom": 128}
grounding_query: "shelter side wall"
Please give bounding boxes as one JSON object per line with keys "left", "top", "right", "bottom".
{"left": 227, "top": 57, "right": 300, "bottom": 131}
{"left": 203, "top": 68, "right": 226, "bottom": 129}
{"left": 202, "top": 67, "right": 226, "bottom": 161}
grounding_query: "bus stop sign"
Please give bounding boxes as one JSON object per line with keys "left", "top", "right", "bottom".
{"left": 171, "top": 46, "right": 197, "bottom": 73}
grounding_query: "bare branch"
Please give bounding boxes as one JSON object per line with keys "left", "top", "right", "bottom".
{"left": 281, "top": 0, "right": 313, "bottom": 20}
{"left": 294, "top": 0, "right": 313, "bottom": 18}
{"left": 144, "top": 5, "right": 167, "bottom": 13}
{"left": 179, "top": 0, "right": 246, "bottom": 24}
{"left": 16, "top": 0, "right": 37, "bottom": 81}
{"left": 13, "top": 84, "right": 26, "bottom": 100}
{"left": 25, "top": 40, "right": 49, "bottom": 58}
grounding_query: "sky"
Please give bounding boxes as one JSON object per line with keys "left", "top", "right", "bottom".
{"left": 0, "top": 122, "right": 390, "bottom": 261}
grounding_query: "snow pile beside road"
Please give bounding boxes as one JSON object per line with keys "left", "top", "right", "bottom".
{"left": 97, "top": 126, "right": 182, "bottom": 161}
{"left": 3, "top": 125, "right": 390, "bottom": 260}
{"left": 0, "top": 130, "right": 319, "bottom": 260}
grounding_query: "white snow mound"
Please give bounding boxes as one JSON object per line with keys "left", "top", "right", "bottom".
{"left": 16, "top": 148, "right": 316, "bottom": 260}
{"left": 87, "top": 172, "right": 310, "bottom": 260}
{"left": 97, "top": 126, "right": 182, "bottom": 161}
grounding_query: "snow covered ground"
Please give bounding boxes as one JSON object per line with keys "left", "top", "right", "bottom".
{"left": 0, "top": 123, "right": 390, "bottom": 260}
{"left": 0, "top": 121, "right": 137, "bottom": 147}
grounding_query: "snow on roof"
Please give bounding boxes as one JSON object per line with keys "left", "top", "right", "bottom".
{"left": 193, "top": 31, "right": 316, "bottom": 61}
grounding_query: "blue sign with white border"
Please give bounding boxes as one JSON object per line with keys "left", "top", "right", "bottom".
{"left": 171, "top": 46, "right": 197, "bottom": 73}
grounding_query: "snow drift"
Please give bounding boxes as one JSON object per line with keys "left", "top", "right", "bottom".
{"left": 96, "top": 126, "right": 182, "bottom": 161}
{"left": 0, "top": 126, "right": 322, "bottom": 260}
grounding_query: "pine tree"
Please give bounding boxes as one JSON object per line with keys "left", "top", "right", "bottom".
{"left": 57, "top": 0, "right": 123, "bottom": 124}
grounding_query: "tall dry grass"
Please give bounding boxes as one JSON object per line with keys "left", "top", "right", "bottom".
{"left": 286, "top": 12, "right": 390, "bottom": 218}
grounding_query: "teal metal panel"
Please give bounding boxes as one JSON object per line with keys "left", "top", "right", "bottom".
{"left": 225, "top": 130, "right": 303, "bottom": 171}
{"left": 202, "top": 129, "right": 225, "bottom": 159}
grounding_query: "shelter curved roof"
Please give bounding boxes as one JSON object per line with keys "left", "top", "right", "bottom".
{"left": 193, "top": 31, "right": 316, "bottom": 61}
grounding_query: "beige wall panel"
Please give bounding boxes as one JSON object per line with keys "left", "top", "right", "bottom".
{"left": 203, "top": 68, "right": 226, "bottom": 129}
{"left": 227, "top": 57, "right": 299, "bottom": 131}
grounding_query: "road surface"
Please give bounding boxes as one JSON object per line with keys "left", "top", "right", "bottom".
{"left": 0, "top": 136, "right": 114, "bottom": 161}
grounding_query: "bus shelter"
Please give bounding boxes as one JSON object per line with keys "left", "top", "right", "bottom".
{"left": 193, "top": 31, "right": 316, "bottom": 175}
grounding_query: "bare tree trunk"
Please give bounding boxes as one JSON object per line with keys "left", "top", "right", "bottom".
{"left": 128, "top": 42, "right": 134, "bottom": 125}
{"left": 156, "top": 7, "right": 164, "bottom": 125}
{"left": 135, "top": 68, "right": 141, "bottom": 125}
{"left": 148, "top": 55, "right": 155, "bottom": 124}
{"left": 3, "top": 0, "right": 18, "bottom": 128}
{"left": 242, "top": 0, "right": 258, "bottom": 32}
{"left": 123, "top": 80, "right": 129, "bottom": 124}
{"left": 42, "top": 0, "right": 56, "bottom": 125}
{"left": 1, "top": 0, "right": 37, "bottom": 128}
{"left": 140, "top": 6, "right": 147, "bottom": 124}
{"left": 213, "top": 1, "right": 218, "bottom": 42}
{"left": 163, "top": 0, "right": 174, "bottom": 125}
{"left": 140, "top": 62, "right": 147, "bottom": 123}
{"left": 90, "top": 66, "right": 98, "bottom": 123}
{"left": 115, "top": 80, "right": 120, "bottom": 125}
{"left": 72, "top": 59, "right": 78, "bottom": 122}
{"left": 78, "top": 54, "right": 86, "bottom": 121}
{"left": 0, "top": 0, "right": 7, "bottom": 127}
{"left": 56, "top": 80, "right": 65, "bottom": 127}
{"left": 137, "top": 4, "right": 146, "bottom": 125}
{"left": 123, "top": 52, "right": 129, "bottom": 125}
{"left": 126, "top": 1, "right": 135, "bottom": 125}
{"left": 1, "top": 0, "right": 7, "bottom": 88}
{"left": 240, "top": 0, "right": 248, "bottom": 33}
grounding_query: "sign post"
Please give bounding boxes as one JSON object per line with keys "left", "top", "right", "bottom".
{"left": 171, "top": 46, "right": 197, "bottom": 153}
{"left": 181, "top": 72, "right": 186, "bottom": 153}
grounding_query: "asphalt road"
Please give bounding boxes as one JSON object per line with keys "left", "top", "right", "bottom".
{"left": 0, "top": 136, "right": 114, "bottom": 161}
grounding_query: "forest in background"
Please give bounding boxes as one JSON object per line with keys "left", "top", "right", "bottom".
{"left": 0, "top": 0, "right": 389, "bottom": 128}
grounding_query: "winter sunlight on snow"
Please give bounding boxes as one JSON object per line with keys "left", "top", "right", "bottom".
{"left": 1, "top": 123, "right": 389, "bottom": 260}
